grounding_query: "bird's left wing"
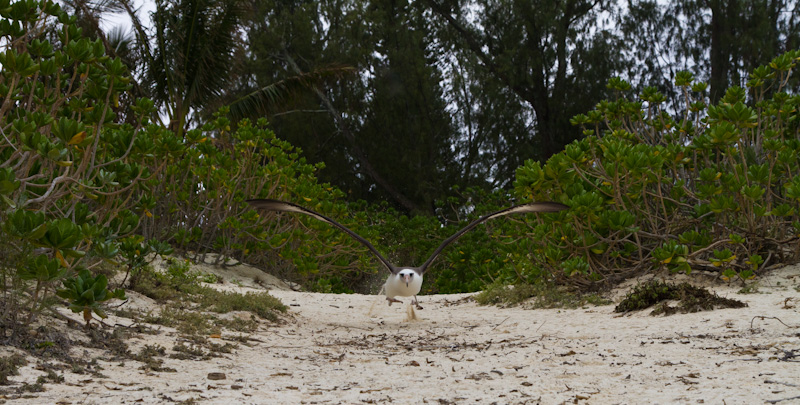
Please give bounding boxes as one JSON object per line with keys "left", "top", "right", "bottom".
{"left": 417, "top": 202, "right": 568, "bottom": 273}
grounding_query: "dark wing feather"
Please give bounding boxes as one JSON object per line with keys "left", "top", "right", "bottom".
{"left": 418, "top": 202, "right": 568, "bottom": 273}
{"left": 246, "top": 199, "right": 397, "bottom": 274}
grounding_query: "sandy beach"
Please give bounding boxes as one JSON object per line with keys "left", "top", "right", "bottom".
{"left": 2, "top": 262, "right": 799, "bottom": 404}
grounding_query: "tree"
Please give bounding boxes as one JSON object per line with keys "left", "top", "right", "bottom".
{"left": 706, "top": 0, "right": 787, "bottom": 102}
{"left": 355, "top": 0, "right": 459, "bottom": 212}
{"left": 426, "top": 0, "right": 624, "bottom": 161}
{"left": 239, "top": 0, "right": 460, "bottom": 213}
{"left": 620, "top": 0, "right": 800, "bottom": 104}
{"left": 444, "top": 50, "right": 536, "bottom": 190}
{"left": 119, "top": 0, "right": 248, "bottom": 135}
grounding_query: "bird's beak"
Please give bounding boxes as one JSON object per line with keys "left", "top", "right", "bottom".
{"left": 403, "top": 274, "right": 411, "bottom": 286}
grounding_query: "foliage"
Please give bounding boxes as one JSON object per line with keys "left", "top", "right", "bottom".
{"left": 132, "top": 107, "right": 376, "bottom": 292}
{"left": 129, "top": 261, "right": 204, "bottom": 302}
{"left": 192, "top": 287, "right": 286, "bottom": 322}
{"left": 0, "top": 1, "right": 390, "bottom": 303}
{"left": 428, "top": 0, "right": 623, "bottom": 163}
{"left": 118, "top": 235, "right": 174, "bottom": 290}
{"left": 428, "top": 189, "right": 530, "bottom": 293}
{"left": 6, "top": 0, "right": 799, "bottom": 314}
{"left": 56, "top": 0, "right": 800, "bottom": 216}
{"left": 241, "top": 0, "right": 460, "bottom": 213}
{"left": 357, "top": 187, "right": 555, "bottom": 295}
{"left": 56, "top": 269, "right": 126, "bottom": 326}
{"left": 122, "top": 0, "right": 248, "bottom": 135}
{"left": 0, "top": 0, "right": 156, "bottom": 330}
{"left": 514, "top": 49, "right": 800, "bottom": 288}
{"left": 128, "top": 262, "right": 286, "bottom": 323}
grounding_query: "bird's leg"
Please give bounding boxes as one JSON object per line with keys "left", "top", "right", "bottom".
{"left": 413, "top": 296, "right": 423, "bottom": 310}
{"left": 386, "top": 297, "right": 403, "bottom": 306}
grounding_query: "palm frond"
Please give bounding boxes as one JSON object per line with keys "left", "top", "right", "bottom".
{"left": 106, "top": 26, "right": 133, "bottom": 57}
{"left": 177, "top": 0, "right": 248, "bottom": 108}
{"left": 227, "top": 65, "right": 357, "bottom": 122}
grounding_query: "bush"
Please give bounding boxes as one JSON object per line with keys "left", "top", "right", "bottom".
{"left": 0, "top": 1, "right": 156, "bottom": 330}
{"left": 427, "top": 188, "right": 533, "bottom": 293}
{"left": 192, "top": 287, "right": 286, "bottom": 322}
{"left": 0, "top": 1, "right": 367, "bottom": 316}
{"left": 136, "top": 108, "right": 382, "bottom": 292}
{"left": 513, "top": 49, "right": 800, "bottom": 288}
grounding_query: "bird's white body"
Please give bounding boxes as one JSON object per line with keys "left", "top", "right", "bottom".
{"left": 384, "top": 269, "right": 423, "bottom": 299}
{"left": 384, "top": 268, "right": 424, "bottom": 308}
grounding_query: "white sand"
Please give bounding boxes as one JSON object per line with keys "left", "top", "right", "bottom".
{"left": 4, "top": 262, "right": 799, "bottom": 404}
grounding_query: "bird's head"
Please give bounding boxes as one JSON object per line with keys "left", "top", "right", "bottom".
{"left": 398, "top": 269, "right": 416, "bottom": 286}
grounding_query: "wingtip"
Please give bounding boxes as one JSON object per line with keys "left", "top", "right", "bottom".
{"left": 522, "top": 201, "right": 569, "bottom": 212}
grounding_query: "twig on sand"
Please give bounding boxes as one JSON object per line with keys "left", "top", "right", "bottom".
{"left": 750, "top": 316, "right": 796, "bottom": 330}
{"left": 491, "top": 317, "right": 510, "bottom": 331}
{"left": 264, "top": 345, "right": 310, "bottom": 349}
{"left": 327, "top": 323, "right": 374, "bottom": 332}
{"left": 766, "top": 395, "right": 800, "bottom": 404}
{"left": 715, "top": 358, "right": 761, "bottom": 367}
{"left": 765, "top": 379, "right": 800, "bottom": 388}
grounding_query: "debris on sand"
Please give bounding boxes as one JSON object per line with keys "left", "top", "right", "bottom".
{"left": 615, "top": 280, "right": 747, "bottom": 315}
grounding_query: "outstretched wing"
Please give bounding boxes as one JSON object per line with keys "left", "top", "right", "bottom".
{"left": 418, "top": 202, "right": 568, "bottom": 273}
{"left": 246, "top": 199, "right": 397, "bottom": 274}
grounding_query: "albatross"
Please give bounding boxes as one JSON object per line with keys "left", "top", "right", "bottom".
{"left": 246, "top": 199, "right": 568, "bottom": 309}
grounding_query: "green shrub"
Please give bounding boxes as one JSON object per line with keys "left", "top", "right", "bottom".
{"left": 0, "top": 1, "right": 157, "bottom": 329}
{"left": 192, "top": 286, "right": 287, "bottom": 322}
{"left": 428, "top": 189, "right": 530, "bottom": 293}
{"left": 128, "top": 106, "right": 392, "bottom": 292}
{"left": 475, "top": 281, "right": 610, "bottom": 308}
{"left": 514, "top": 49, "right": 800, "bottom": 288}
{"left": 351, "top": 187, "right": 535, "bottom": 294}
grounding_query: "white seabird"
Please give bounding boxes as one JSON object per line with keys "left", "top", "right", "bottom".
{"left": 246, "top": 199, "right": 568, "bottom": 309}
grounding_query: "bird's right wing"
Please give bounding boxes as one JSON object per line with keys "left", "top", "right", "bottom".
{"left": 418, "top": 201, "right": 568, "bottom": 273}
{"left": 246, "top": 199, "right": 397, "bottom": 274}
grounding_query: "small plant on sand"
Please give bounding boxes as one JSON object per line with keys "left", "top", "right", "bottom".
{"left": 133, "top": 345, "right": 176, "bottom": 372}
{"left": 0, "top": 354, "right": 27, "bottom": 385}
{"left": 119, "top": 237, "right": 175, "bottom": 291}
{"left": 476, "top": 281, "right": 610, "bottom": 309}
{"left": 57, "top": 270, "right": 126, "bottom": 327}
{"left": 193, "top": 286, "right": 287, "bottom": 322}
